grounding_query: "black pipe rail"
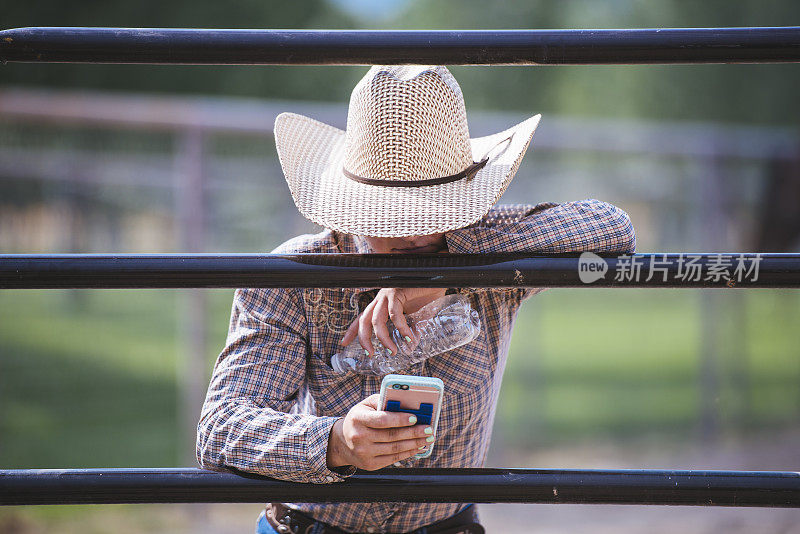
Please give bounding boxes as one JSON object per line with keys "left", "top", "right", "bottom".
{"left": 3, "top": 26, "right": 799, "bottom": 516}
{"left": 2, "top": 27, "right": 800, "bottom": 65}
{"left": 2, "top": 468, "right": 799, "bottom": 507}
{"left": 0, "top": 253, "right": 797, "bottom": 289}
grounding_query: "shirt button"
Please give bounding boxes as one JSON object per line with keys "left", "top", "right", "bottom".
{"left": 366, "top": 528, "right": 377, "bottom": 533}
{"left": 325, "top": 476, "right": 335, "bottom": 482}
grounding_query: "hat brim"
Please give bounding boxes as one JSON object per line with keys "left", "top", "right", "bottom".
{"left": 274, "top": 112, "right": 541, "bottom": 237}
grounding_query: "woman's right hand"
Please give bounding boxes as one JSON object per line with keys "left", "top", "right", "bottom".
{"left": 326, "top": 394, "right": 434, "bottom": 471}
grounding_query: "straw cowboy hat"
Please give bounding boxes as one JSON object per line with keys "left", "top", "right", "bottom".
{"left": 274, "top": 65, "right": 541, "bottom": 237}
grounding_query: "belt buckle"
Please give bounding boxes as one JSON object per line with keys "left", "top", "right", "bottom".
{"left": 267, "top": 504, "right": 299, "bottom": 534}
{"left": 277, "top": 516, "right": 293, "bottom": 534}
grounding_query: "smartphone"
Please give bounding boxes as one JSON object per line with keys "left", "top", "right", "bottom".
{"left": 378, "top": 374, "right": 444, "bottom": 459}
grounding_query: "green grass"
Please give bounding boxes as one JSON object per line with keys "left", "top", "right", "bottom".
{"left": 0, "top": 289, "right": 233, "bottom": 468}
{"left": 1, "top": 288, "right": 798, "bottom": 467}
{"left": 501, "top": 288, "right": 800, "bottom": 445}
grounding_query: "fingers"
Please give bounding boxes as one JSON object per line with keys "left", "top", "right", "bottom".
{"left": 361, "top": 393, "right": 381, "bottom": 409}
{"left": 369, "top": 424, "right": 432, "bottom": 443}
{"left": 338, "top": 396, "right": 436, "bottom": 471}
{"left": 357, "top": 300, "right": 376, "bottom": 356}
{"left": 353, "top": 423, "right": 432, "bottom": 448}
{"left": 363, "top": 444, "right": 424, "bottom": 471}
{"left": 340, "top": 289, "right": 420, "bottom": 356}
{"left": 358, "top": 405, "right": 419, "bottom": 429}
{"left": 354, "top": 396, "right": 431, "bottom": 438}
{"left": 349, "top": 423, "right": 433, "bottom": 470}
{"left": 372, "top": 297, "right": 397, "bottom": 355}
{"left": 340, "top": 308, "right": 375, "bottom": 353}
{"left": 340, "top": 318, "right": 359, "bottom": 348}
{"left": 373, "top": 437, "right": 431, "bottom": 461}
{"left": 387, "top": 292, "right": 414, "bottom": 342}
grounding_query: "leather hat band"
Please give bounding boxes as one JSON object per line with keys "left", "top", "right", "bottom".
{"left": 342, "top": 157, "right": 489, "bottom": 188}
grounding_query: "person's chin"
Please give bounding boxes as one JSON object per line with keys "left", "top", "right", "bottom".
{"left": 394, "top": 245, "right": 444, "bottom": 253}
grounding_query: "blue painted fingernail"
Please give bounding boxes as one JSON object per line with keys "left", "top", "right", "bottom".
{"left": 408, "top": 415, "right": 417, "bottom": 424}
{"left": 424, "top": 427, "right": 433, "bottom": 434}
{"left": 426, "top": 436, "right": 434, "bottom": 443}
{"left": 364, "top": 349, "right": 370, "bottom": 356}
{"left": 404, "top": 336, "right": 412, "bottom": 342}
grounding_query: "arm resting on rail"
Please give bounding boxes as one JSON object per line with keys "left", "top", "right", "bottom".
{"left": 445, "top": 199, "right": 636, "bottom": 298}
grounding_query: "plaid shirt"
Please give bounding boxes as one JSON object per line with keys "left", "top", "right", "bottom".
{"left": 197, "top": 200, "right": 636, "bottom": 533}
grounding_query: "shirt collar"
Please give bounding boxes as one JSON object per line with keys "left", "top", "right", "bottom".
{"left": 332, "top": 231, "right": 372, "bottom": 254}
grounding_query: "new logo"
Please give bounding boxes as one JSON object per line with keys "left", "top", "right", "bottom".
{"left": 578, "top": 252, "right": 608, "bottom": 284}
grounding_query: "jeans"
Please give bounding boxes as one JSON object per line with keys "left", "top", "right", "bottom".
{"left": 256, "top": 509, "right": 280, "bottom": 534}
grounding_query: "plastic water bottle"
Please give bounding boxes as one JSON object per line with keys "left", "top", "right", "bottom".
{"left": 330, "top": 293, "right": 481, "bottom": 375}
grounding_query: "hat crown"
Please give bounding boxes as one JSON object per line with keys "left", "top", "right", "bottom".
{"left": 343, "top": 65, "right": 474, "bottom": 182}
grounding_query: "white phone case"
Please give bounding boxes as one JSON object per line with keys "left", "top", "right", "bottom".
{"left": 379, "top": 374, "right": 444, "bottom": 459}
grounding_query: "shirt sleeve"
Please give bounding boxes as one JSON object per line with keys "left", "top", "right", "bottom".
{"left": 196, "top": 287, "right": 354, "bottom": 483}
{"left": 445, "top": 199, "right": 636, "bottom": 300}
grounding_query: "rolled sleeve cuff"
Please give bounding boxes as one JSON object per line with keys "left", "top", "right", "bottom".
{"left": 305, "top": 416, "right": 357, "bottom": 483}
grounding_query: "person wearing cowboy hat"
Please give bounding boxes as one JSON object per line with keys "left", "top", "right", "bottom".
{"left": 197, "top": 65, "right": 636, "bottom": 534}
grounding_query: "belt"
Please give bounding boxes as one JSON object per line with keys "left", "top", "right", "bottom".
{"left": 265, "top": 502, "right": 484, "bottom": 534}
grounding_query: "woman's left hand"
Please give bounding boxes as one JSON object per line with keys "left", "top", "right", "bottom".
{"left": 340, "top": 288, "right": 447, "bottom": 356}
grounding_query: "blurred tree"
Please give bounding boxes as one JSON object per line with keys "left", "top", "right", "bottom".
{"left": 394, "top": 0, "right": 800, "bottom": 126}
{"left": 2, "top": 0, "right": 364, "bottom": 101}
{"left": 2, "top": 0, "right": 799, "bottom": 123}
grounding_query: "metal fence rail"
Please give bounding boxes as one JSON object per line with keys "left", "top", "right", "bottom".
{"left": 2, "top": 468, "right": 799, "bottom": 507}
{"left": 2, "top": 27, "right": 800, "bottom": 65}
{"left": 1, "top": 253, "right": 798, "bottom": 289}
{"left": 3, "top": 24, "right": 799, "bottom": 515}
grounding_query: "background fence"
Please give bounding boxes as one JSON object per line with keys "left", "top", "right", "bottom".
{"left": 2, "top": 19, "right": 800, "bottom": 534}
{"left": 2, "top": 86, "right": 799, "bottom": 533}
